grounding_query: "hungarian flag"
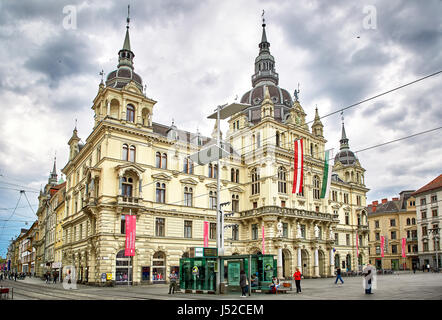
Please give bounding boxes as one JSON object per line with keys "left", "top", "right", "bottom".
{"left": 292, "top": 139, "right": 304, "bottom": 194}
{"left": 320, "top": 149, "right": 332, "bottom": 198}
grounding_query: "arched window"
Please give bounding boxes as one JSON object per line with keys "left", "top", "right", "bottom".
{"left": 345, "top": 212, "right": 350, "bottom": 225}
{"left": 278, "top": 167, "right": 287, "bottom": 193}
{"left": 184, "top": 187, "right": 193, "bottom": 207}
{"left": 122, "top": 144, "right": 129, "bottom": 161}
{"left": 310, "top": 143, "right": 314, "bottom": 156}
{"left": 313, "top": 175, "right": 320, "bottom": 199}
{"left": 126, "top": 104, "right": 135, "bottom": 122}
{"left": 161, "top": 153, "right": 167, "bottom": 169}
{"left": 156, "top": 182, "right": 166, "bottom": 203}
{"left": 231, "top": 168, "right": 235, "bottom": 182}
{"left": 276, "top": 132, "right": 280, "bottom": 147}
{"left": 155, "top": 152, "right": 161, "bottom": 168}
{"left": 407, "top": 218, "right": 411, "bottom": 225}
{"left": 251, "top": 168, "right": 260, "bottom": 195}
{"left": 122, "top": 177, "right": 133, "bottom": 197}
{"left": 236, "top": 169, "right": 239, "bottom": 183}
{"left": 129, "top": 145, "right": 135, "bottom": 162}
{"left": 209, "top": 164, "right": 213, "bottom": 178}
{"left": 214, "top": 164, "right": 218, "bottom": 179}
{"left": 412, "top": 218, "right": 416, "bottom": 225}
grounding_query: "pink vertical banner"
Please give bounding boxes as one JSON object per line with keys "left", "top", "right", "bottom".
{"left": 401, "top": 238, "right": 406, "bottom": 258}
{"left": 203, "top": 221, "right": 209, "bottom": 247}
{"left": 125, "top": 215, "right": 136, "bottom": 256}
{"left": 356, "top": 232, "right": 359, "bottom": 257}
{"left": 262, "top": 225, "right": 265, "bottom": 254}
{"left": 380, "top": 236, "right": 385, "bottom": 258}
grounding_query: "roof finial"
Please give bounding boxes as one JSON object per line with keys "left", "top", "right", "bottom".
{"left": 75, "top": 118, "right": 77, "bottom": 130}
{"left": 262, "top": 9, "right": 265, "bottom": 27}
{"left": 341, "top": 110, "right": 344, "bottom": 124}
{"left": 99, "top": 69, "right": 104, "bottom": 84}
{"left": 294, "top": 83, "right": 300, "bottom": 101}
{"left": 126, "top": 4, "right": 130, "bottom": 29}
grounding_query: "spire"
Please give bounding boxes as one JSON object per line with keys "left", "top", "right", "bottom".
{"left": 117, "top": 5, "right": 135, "bottom": 70}
{"left": 252, "top": 11, "right": 278, "bottom": 87}
{"left": 48, "top": 156, "right": 58, "bottom": 185}
{"left": 340, "top": 117, "right": 349, "bottom": 150}
{"left": 312, "top": 106, "right": 323, "bottom": 137}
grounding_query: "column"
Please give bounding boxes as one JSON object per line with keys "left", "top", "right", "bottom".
{"left": 297, "top": 248, "right": 302, "bottom": 273}
{"left": 106, "top": 101, "right": 110, "bottom": 116}
{"left": 330, "top": 249, "right": 335, "bottom": 276}
{"left": 314, "top": 248, "right": 319, "bottom": 277}
{"left": 277, "top": 248, "right": 283, "bottom": 278}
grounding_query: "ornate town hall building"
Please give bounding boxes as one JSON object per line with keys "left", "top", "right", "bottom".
{"left": 41, "top": 18, "right": 369, "bottom": 284}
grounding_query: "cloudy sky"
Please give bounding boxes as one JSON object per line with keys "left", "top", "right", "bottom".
{"left": 0, "top": 0, "right": 441, "bottom": 256}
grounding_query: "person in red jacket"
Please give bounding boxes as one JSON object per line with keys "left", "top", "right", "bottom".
{"left": 293, "top": 268, "right": 302, "bottom": 293}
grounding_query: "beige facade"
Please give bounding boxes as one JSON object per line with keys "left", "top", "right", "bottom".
{"left": 367, "top": 191, "right": 418, "bottom": 270}
{"left": 58, "top": 19, "right": 369, "bottom": 285}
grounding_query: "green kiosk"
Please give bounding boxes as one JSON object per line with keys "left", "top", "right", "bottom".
{"left": 179, "top": 248, "right": 277, "bottom": 294}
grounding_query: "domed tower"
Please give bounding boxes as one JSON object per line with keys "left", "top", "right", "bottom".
{"left": 240, "top": 18, "right": 293, "bottom": 124}
{"left": 333, "top": 120, "right": 365, "bottom": 185}
{"left": 105, "top": 11, "right": 143, "bottom": 91}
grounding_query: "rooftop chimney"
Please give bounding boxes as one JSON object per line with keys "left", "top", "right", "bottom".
{"left": 382, "top": 198, "right": 388, "bottom": 204}
{"left": 392, "top": 197, "right": 399, "bottom": 201}
{"left": 372, "top": 201, "right": 378, "bottom": 206}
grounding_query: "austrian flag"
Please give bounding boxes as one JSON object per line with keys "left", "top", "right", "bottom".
{"left": 292, "top": 139, "right": 304, "bottom": 194}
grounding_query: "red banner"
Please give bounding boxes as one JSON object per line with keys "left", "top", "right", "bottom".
{"left": 125, "top": 215, "right": 136, "bottom": 256}
{"left": 401, "top": 238, "right": 406, "bottom": 258}
{"left": 203, "top": 221, "right": 209, "bottom": 247}
{"left": 292, "top": 139, "right": 304, "bottom": 194}
{"left": 380, "top": 236, "right": 385, "bottom": 258}
{"left": 262, "top": 225, "right": 265, "bottom": 254}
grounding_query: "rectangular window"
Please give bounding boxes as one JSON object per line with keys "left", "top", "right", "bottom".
{"left": 375, "top": 220, "right": 379, "bottom": 228}
{"left": 232, "top": 225, "right": 239, "bottom": 240}
{"left": 431, "top": 195, "right": 437, "bottom": 203}
{"left": 232, "top": 197, "right": 239, "bottom": 212}
{"left": 357, "top": 195, "right": 361, "bottom": 206}
{"left": 420, "top": 198, "right": 426, "bottom": 205}
{"left": 391, "top": 231, "right": 397, "bottom": 240}
{"left": 422, "top": 226, "right": 427, "bottom": 236}
{"left": 346, "top": 234, "right": 350, "bottom": 246}
{"left": 422, "top": 211, "right": 427, "bottom": 219}
{"left": 300, "top": 225, "right": 306, "bottom": 238}
{"left": 251, "top": 224, "right": 258, "bottom": 240}
{"left": 121, "top": 216, "right": 126, "bottom": 234}
{"left": 345, "top": 213, "right": 349, "bottom": 225}
{"left": 209, "top": 223, "right": 216, "bottom": 240}
{"left": 281, "top": 200, "right": 286, "bottom": 208}
{"left": 390, "top": 219, "right": 396, "bottom": 227}
{"left": 335, "top": 233, "right": 339, "bottom": 244}
{"left": 155, "top": 218, "right": 165, "bottom": 237}
{"left": 432, "top": 209, "right": 438, "bottom": 217}
{"left": 184, "top": 221, "right": 192, "bottom": 238}
{"left": 375, "top": 233, "right": 380, "bottom": 241}
{"left": 344, "top": 193, "right": 349, "bottom": 204}
{"left": 391, "top": 245, "right": 398, "bottom": 254}
{"left": 253, "top": 202, "right": 258, "bottom": 209}
{"left": 423, "top": 242, "right": 429, "bottom": 251}
{"left": 283, "top": 223, "right": 288, "bottom": 238}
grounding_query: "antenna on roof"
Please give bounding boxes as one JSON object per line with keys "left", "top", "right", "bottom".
{"left": 127, "top": 4, "right": 130, "bottom": 29}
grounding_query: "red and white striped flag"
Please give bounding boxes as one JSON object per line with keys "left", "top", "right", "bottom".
{"left": 292, "top": 139, "right": 304, "bottom": 194}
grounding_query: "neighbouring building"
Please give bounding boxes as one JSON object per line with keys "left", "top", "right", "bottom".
{"left": 412, "top": 174, "right": 442, "bottom": 270}
{"left": 58, "top": 15, "right": 369, "bottom": 285}
{"left": 367, "top": 191, "right": 418, "bottom": 270}
{"left": 18, "top": 222, "right": 38, "bottom": 274}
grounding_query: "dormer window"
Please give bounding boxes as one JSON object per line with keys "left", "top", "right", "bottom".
{"left": 126, "top": 104, "right": 135, "bottom": 122}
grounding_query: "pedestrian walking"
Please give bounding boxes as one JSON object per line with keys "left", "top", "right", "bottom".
{"left": 14, "top": 272, "right": 17, "bottom": 281}
{"left": 240, "top": 270, "right": 248, "bottom": 297}
{"left": 427, "top": 264, "right": 430, "bottom": 272}
{"left": 412, "top": 265, "right": 416, "bottom": 274}
{"left": 168, "top": 270, "right": 178, "bottom": 294}
{"left": 335, "top": 267, "right": 344, "bottom": 284}
{"left": 53, "top": 271, "right": 58, "bottom": 284}
{"left": 362, "top": 264, "right": 375, "bottom": 295}
{"left": 293, "top": 267, "right": 302, "bottom": 293}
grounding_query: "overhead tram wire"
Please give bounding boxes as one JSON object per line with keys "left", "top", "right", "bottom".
{"left": 0, "top": 181, "right": 40, "bottom": 192}
{"left": 23, "top": 190, "right": 36, "bottom": 215}
{"left": 137, "top": 70, "right": 442, "bottom": 191}
{"left": 149, "top": 125, "right": 442, "bottom": 211}
{"left": 0, "top": 191, "right": 23, "bottom": 238}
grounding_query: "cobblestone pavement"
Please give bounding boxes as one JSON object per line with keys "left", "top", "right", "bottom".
{"left": 1, "top": 272, "right": 441, "bottom": 300}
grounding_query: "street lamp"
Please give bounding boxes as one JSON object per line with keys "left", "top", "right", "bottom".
{"left": 428, "top": 227, "right": 440, "bottom": 272}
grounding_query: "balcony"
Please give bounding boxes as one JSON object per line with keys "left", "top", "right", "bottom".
{"left": 239, "top": 205, "right": 336, "bottom": 222}
{"left": 357, "top": 225, "right": 369, "bottom": 232}
{"left": 117, "top": 195, "right": 143, "bottom": 212}
{"left": 407, "top": 237, "right": 418, "bottom": 241}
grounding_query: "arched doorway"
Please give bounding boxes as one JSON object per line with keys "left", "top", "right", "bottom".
{"left": 346, "top": 254, "right": 352, "bottom": 271}
{"left": 301, "top": 249, "right": 310, "bottom": 277}
{"left": 282, "top": 249, "right": 292, "bottom": 278}
{"left": 318, "top": 250, "right": 326, "bottom": 276}
{"left": 152, "top": 251, "right": 166, "bottom": 283}
{"left": 116, "top": 250, "right": 132, "bottom": 285}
